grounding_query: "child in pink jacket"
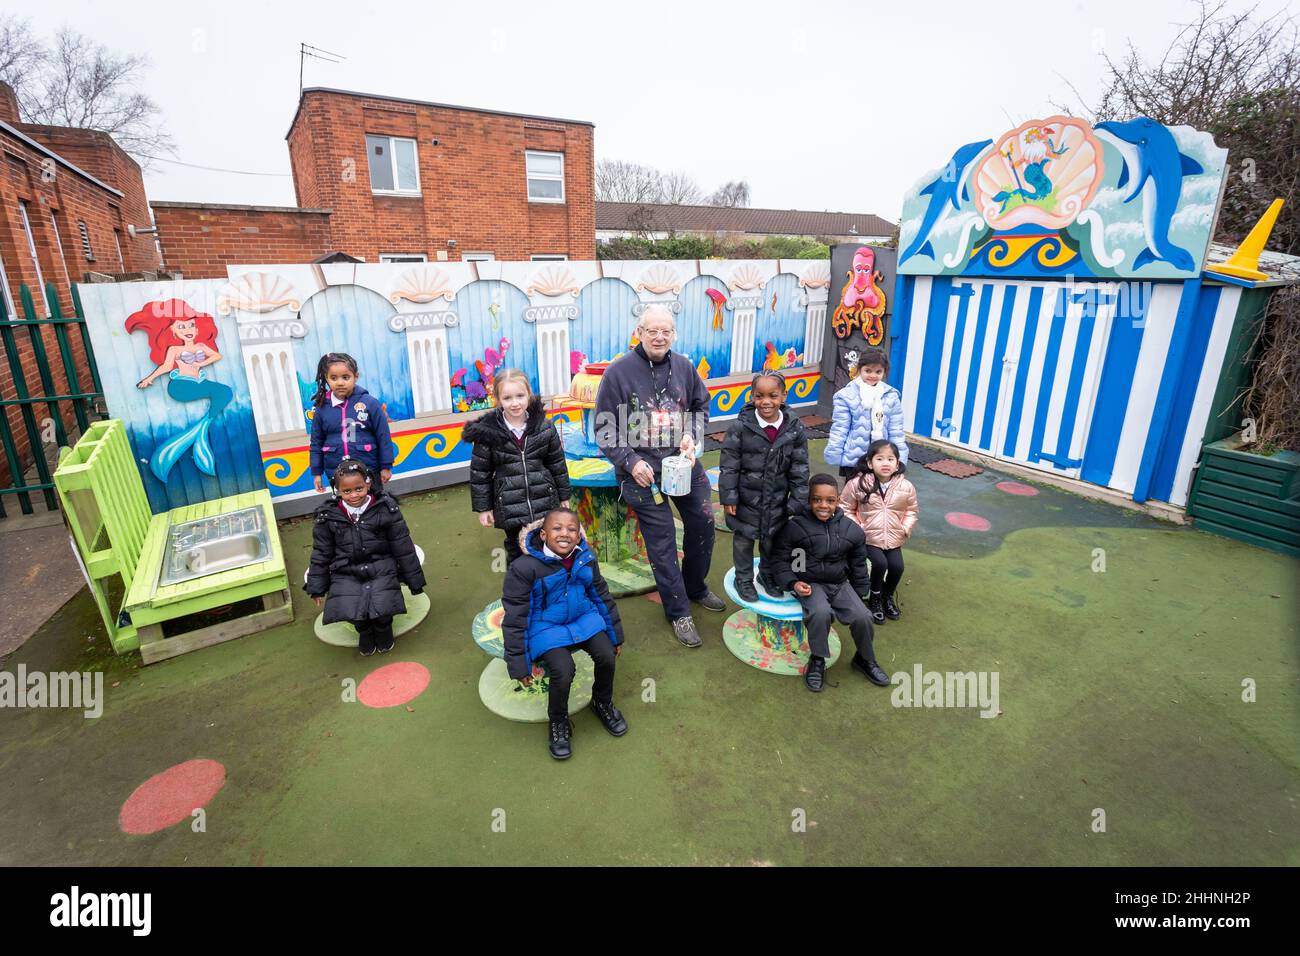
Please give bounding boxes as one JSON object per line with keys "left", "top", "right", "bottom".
{"left": 839, "top": 439, "right": 918, "bottom": 624}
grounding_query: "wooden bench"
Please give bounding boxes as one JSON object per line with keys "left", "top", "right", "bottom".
{"left": 54, "top": 420, "right": 292, "bottom": 664}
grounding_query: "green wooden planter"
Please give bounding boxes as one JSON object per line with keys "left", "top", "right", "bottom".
{"left": 1187, "top": 439, "right": 1300, "bottom": 557}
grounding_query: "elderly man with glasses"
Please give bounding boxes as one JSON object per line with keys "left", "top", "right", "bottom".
{"left": 593, "top": 304, "right": 724, "bottom": 647}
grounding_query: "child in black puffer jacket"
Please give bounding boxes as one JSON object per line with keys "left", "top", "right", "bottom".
{"left": 463, "top": 368, "right": 571, "bottom": 564}
{"left": 718, "top": 371, "right": 810, "bottom": 602}
{"left": 305, "top": 458, "right": 426, "bottom": 656}
{"left": 769, "top": 474, "right": 890, "bottom": 693}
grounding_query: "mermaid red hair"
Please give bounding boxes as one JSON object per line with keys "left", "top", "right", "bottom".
{"left": 125, "top": 299, "right": 220, "bottom": 364}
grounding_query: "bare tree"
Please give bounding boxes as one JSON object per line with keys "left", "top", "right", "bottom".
{"left": 659, "top": 169, "right": 704, "bottom": 205}
{"left": 0, "top": 14, "right": 45, "bottom": 83}
{"left": 596, "top": 159, "right": 664, "bottom": 203}
{"left": 1087, "top": 1, "right": 1299, "bottom": 254}
{"left": 707, "top": 179, "right": 751, "bottom": 207}
{"left": 0, "top": 24, "right": 172, "bottom": 167}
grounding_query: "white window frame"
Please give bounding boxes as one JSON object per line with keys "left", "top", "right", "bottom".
{"left": 49, "top": 212, "right": 72, "bottom": 285}
{"left": 530, "top": 254, "right": 568, "bottom": 261}
{"left": 366, "top": 135, "right": 422, "bottom": 196}
{"left": 462, "top": 252, "right": 495, "bottom": 262}
{"left": 18, "top": 202, "right": 48, "bottom": 316}
{"left": 113, "top": 229, "right": 125, "bottom": 271}
{"left": 525, "top": 150, "right": 565, "bottom": 204}
{"left": 379, "top": 253, "right": 427, "bottom": 263}
{"left": 0, "top": 247, "right": 17, "bottom": 322}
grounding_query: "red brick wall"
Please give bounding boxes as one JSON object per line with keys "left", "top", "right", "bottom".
{"left": 0, "top": 129, "right": 132, "bottom": 489}
{"left": 151, "top": 203, "right": 332, "bottom": 279}
{"left": 286, "top": 90, "right": 595, "bottom": 261}
{"left": 15, "top": 124, "right": 160, "bottom": 272}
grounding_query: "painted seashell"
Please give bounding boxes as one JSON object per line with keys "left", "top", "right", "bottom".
{"left": 635, "top": 264, "right": 683, "bottom": 296}
{"left": 973, "top": 116, "right": 1105, "bottom": 230}
{"left": 216, "top": 272, "right": 301, "bottom": 315}
{"left": 798, "top": 263, "right": 831, "bottom": 289}
{"left": 390, "top": 267, "right": 455, "bottom": 305}
{"left": 727, "top": 263, "right": 768, "bottom": 292}
{"left": 526, "top": 266, "right": 581, "bottom": 298}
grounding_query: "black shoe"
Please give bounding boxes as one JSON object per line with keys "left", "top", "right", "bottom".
{"left": 756, "top": 573, "right": 780, "bottom": 595}
{"left": 804, "top": 655, "right": 826, "bottom": 693}
{"left": 591, "top": 699, "right": 629, "bottom": 736}
{"left": 693, "top": 590, "right": 726, "bottom": 612}
{"left": 883, "top": 593, "right": 901, "bottom": 620}
{"left": 672, "top": 616, "right": 702, "bottom": 647}
{"left": 851, "top": 655, "right": 890, "bottom": 686}
{"left": 735, "top": 574, "right": 759, "bottom": 602}
{"left": 867, "top": 592, "right": 886, "bottom": 624}
{"left": 358, "top": 633, "right": 377, "bottom": 656}
{"left": 375, "top": 633, "right": 395, "bottom": 653}
{"left": 548, "top": 717, "right": 573, "bottom": 760}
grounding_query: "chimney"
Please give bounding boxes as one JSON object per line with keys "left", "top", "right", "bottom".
{"left": 0, "top": 81, "right": 19, "bottom": 124}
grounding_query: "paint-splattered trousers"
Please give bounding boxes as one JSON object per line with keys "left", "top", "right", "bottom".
{"left": 620, "top": 461, "right": 715, "bottom": 621}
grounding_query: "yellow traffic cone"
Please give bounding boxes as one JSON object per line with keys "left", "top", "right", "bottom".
{"left": 1207, "top": 198, "right": 1284, "bottom": 282}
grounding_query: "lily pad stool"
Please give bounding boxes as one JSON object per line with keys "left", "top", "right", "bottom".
{"left": 722, "top": 559, "right": 840, "bottom": 675}
{"left": 470, "top": 599, "right": 593, "bottom": 722}
{"left": 310, "top": 545, "right": 431, "bottom": 646}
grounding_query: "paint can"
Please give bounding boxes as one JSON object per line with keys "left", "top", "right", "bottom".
{"left": 660, "top": 455, "right": 693, "bottom": 497}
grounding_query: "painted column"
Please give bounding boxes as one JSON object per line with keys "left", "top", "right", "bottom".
{"left": 797, "top": 263, "right": 832, "bottom": 366}
{"left": 524, "top": 265, "right": 582, "bottom": 398}
{"left": 389, "top": 309, "right": 457, "bottom": 414}
{"left": 218, "top": 273, "right": 305, "bottom": 437}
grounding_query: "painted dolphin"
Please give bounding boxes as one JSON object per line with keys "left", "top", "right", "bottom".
{"left": 899, "top": 139, "right": 993, "bottom": 264}
{"left": 1094, "top": 117, "right": 1204, "bottom": 272}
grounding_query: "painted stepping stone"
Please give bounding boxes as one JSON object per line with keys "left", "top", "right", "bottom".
{"left": 721, "top": 561, "right": 840, "bottom": 676}
{"left": 312, "top": 545, "right": 430, "bottom": 646}
{"left": 472, "top": 598, "right": 593, "bottom": 722}
{"left": 945, "top": 511, "right": 992, "bottom": 531}
{"left": 996, "top": 480, "right": 1039, "bottom": 496}
{"left": 119, "top": 758, "right": 226, "bottom": 835}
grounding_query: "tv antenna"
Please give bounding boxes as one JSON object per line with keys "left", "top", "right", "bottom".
{"left": 300, "top": 43, "right": 345, "bottom": 92}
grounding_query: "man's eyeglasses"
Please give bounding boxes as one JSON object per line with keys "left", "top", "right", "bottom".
{"left": 640, "top": 327, "right": 675, "bottom": 340}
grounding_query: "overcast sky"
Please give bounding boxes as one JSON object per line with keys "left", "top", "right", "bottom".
{"left": 8, "top": 0, "right": 1281, "bottom": 224}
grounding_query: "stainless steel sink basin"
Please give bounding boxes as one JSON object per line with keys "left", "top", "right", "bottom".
{"left": 159, "top": 507, "right": 271, "bottom": 586}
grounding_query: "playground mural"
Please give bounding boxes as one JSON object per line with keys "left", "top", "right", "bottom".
{"left": 897, "top": 115, "right": 1228, "bottom": 280}
{"left": 824, "top": 244, "right": 897, "bottom": 393}
{"left": 78, "top": 258, "right": 833, "bottom": 512}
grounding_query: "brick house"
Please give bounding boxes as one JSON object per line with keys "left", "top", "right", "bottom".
{"left": 154, "top": 87, "right": 596, "bottom": 278}
{"left": 0, "top": 80, "right": 163, "bottom": 495}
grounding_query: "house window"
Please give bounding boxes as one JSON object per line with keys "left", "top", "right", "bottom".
{"left": 113, "top": 229, "right": 125, "bottom": 271}
{"left": 379, "top": 253, "right": 427, "bottom": 263}
{"left": 0, "top": 248, "right": 17, "bottom": 322}
{"left": 530, "top": 254, "right": 568, "bottom": 261}
{"left": 77, "top": 220, "right": 94, "bottom": 260}
{"left": 366, "top": 135, "right": 420, "bottom": 194}
{"left": 18, "top": 202, "right": 48, "bottom": 315}
{"left": 462, "top": 252, "right": 495, "bottom": 262}
{"left": 525, "top": 150, "right": 564, "bottom": 203}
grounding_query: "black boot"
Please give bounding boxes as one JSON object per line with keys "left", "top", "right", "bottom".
{"left": 734, "top": 570, "right": 759, "bottom": 602}
{"left": 867, "top": 592, "right": 886, "bottom": 624}
{"left": 548, "top": 717, "right": 573, "bottom": 760}
{"left": 851, "top": 655, "right": 890, "bottom": 687}
{"left": 883, "top": 592, "right": 901, "bottom": 620}
{"left": 591, "top": 699, "right": 628, "bottom": 736}
{"left": 804, "top": 655, "right": 826, "bottom": 692}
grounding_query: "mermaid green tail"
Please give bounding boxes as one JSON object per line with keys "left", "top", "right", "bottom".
{"left": 149, "top": 375, "right": 233, "bottom": 481}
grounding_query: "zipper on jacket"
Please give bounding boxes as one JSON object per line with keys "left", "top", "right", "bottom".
{"left": 520, "top": 432, "right": 535, "bottom": 521}
{"left": 341, "top": 399, "right": 350, "bottom": 460}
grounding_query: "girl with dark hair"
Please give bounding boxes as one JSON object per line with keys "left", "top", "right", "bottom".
{"left": 839, "top": 439, "right": 919, "bottom": 623}
{"left": 718, "top": 370, "right": 810, "bottom": 602}
{"left": 308, "top": 352, "right": 395, "bottom": 493}
{"left": 305, "top": 458, "right": 425, "bottom": 656}
{"left": 825, "top": 347, "right": 908, "bottom": 477}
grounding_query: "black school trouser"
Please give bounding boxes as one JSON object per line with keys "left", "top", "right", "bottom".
{"left": 797, "top": 581, "right": 875, "bottom": 662}
{"left": 864, "top": 545, "right": 904, "bottom": 597}
{"left": 355, "top": 615, "right": 394, "bottom": 653}
{"left": 732, "top": 533, "right": 777, "bottom": 589}
{"left": 539, "top": 631, "right": 617, "bottom": 720}
{"left": 503, "top": 528, "right": 524, "bottom": 564}
{"left": 620, "top": 462, "right": 715, "bottom": 621}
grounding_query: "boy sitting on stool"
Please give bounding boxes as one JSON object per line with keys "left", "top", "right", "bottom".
{"left": 769, "top": 474, "right": 891, "bottom": 692}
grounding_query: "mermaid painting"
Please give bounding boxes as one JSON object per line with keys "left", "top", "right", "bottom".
{"left": 127, "top": 299, "right": 233, "bottom": 481}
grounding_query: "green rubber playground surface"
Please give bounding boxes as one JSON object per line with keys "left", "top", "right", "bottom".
{"left": 1, "top": 440, "right": 1296, "bottom": 866}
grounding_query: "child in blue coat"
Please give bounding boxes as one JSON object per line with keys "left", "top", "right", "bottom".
{"left": 309, "top": 352, "right": 396, "bottom": 492}
{"left": 502, "top": 508, "right": 628, "bottom": 760}
{"left": 825, "top": 348, "right": 909, "bottom": 476}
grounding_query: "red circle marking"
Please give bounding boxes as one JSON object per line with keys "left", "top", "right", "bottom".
{"left": 946, "top": 511, "right": 992, "bottom": 531}
{"left": 119, "top": 759, "right": 226, "bottom": 835}
{"left": 357, "top": 661, "right": 430, "bottom": 708}
{"left": 996, "top": 481, "right": 1039, "bottom": 496}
